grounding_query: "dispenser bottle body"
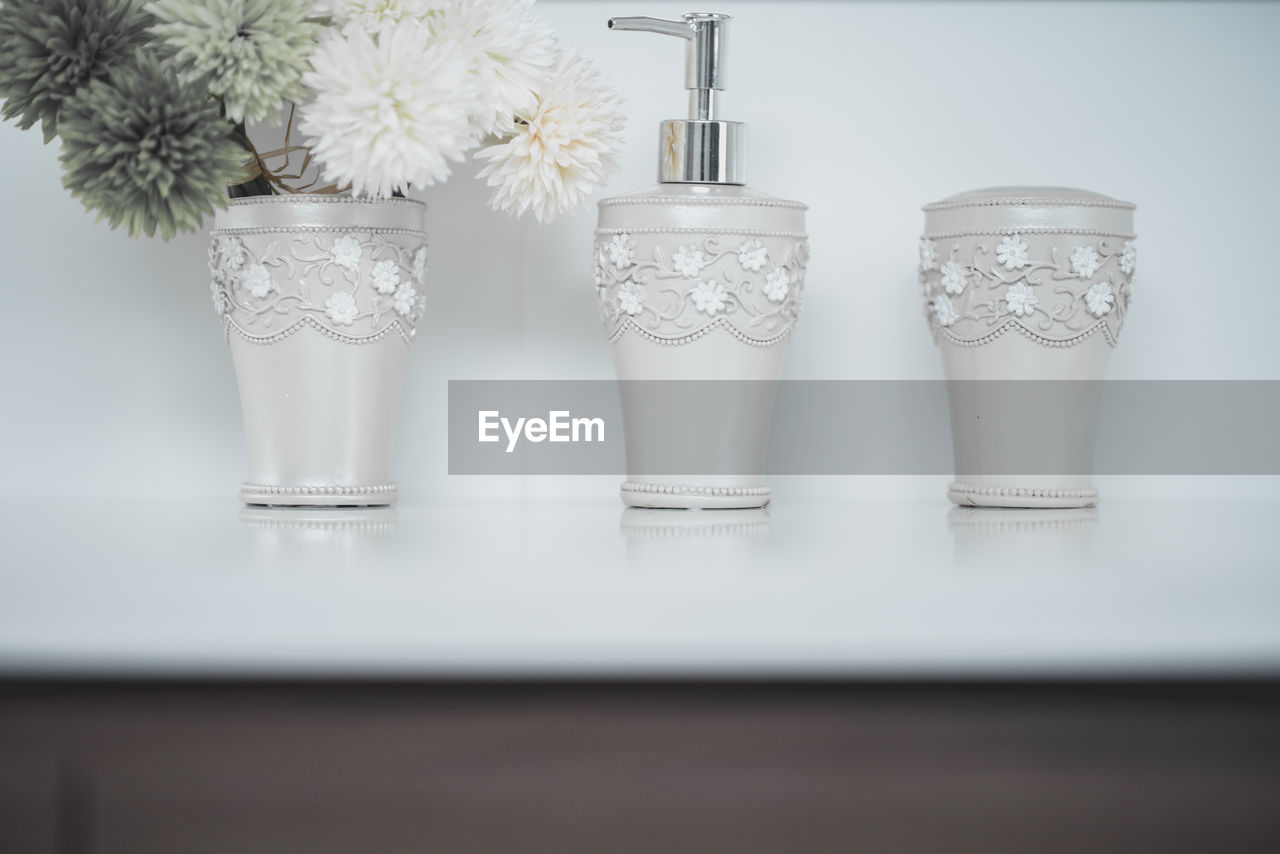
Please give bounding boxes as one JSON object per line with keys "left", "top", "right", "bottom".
{"left": 595, "top": 184, "right": 808, "bottom": 508}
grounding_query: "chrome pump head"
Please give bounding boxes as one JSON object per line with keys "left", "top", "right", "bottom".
{"left": 608, "top": 12, "right": 746, "bottom": 185}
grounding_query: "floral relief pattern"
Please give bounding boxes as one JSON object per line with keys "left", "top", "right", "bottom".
{"left": 1085, "top": 281, "right": 1114, "bottom": 317}
{"left": 671, "top": 244, "right": 708, "bottom": 278}
{"left": 918, "top": 232, "right": 1136, "bottom": 347}
{"left": 919, "top": 238, "right": 938, "bottom": 272}
{"left": 737, "top": 238, "right": 768, "bottom": 273}
{"left": 1069, "top": 245, "right": 1102, "bottom": 279}
{"left": 210, "top": 229, "right": 428, "bottom": 344}
{"left": 940, "top": 260, "right": 967, "bottom": 295}
{"left": 242, "top": 263, "right": 273, "bottom": 298}
{"left": 996, "top": 235, "right": 1029, "bottom": 270}
{"left": 596, "top": 231, "right": 809, "bottom": 345}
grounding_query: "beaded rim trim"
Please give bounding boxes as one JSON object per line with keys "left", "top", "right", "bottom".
{"left": 226, "top": 196, "right": 426, "bottom": 209}
{"left": 948, "top": 481, "right": 1099, "bottom": 501}
{"left": 622, "top": 481, "right": 771, "bottom": 498}
{"left": 937, "top": 317, "right": 1115, "bottom": 349}
{"left": 224, "top": 314, "right": 414, "bottom": 348}
{"left": 211, "top": 225, "right": 426, "bottom": 237}
{"left": 608, "top": 315, "right": 794, "bottom": 348}
{"left": 599, "top": 196, "right": 808, "bottom": 210}
{"left": 595, "top": 226, "right": 808, "bottom": 239}
{"left": 242, "top": 483, "right": 398, "bottom": 499}
{"left": 923, "top": 197, "right": 1134, "bottom": 212}
{"left": 922, "top": 227, "right": 1136, "bottom": 240}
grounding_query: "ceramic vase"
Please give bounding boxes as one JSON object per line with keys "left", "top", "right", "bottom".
{"left": 209, "top": 196, "right": 428, "bottom": 506}
{"left": 595, "top": 189, "right": 809, "bottom": 509}
{"left": 919, "top": 187, "right": 1137, "bottom": 508}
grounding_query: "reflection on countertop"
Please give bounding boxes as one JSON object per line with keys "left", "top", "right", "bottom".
{"left": 620, "top": 507, "right": 772, "bottom": 572}
{"left": 948, "top": 506, "right": 1099, "bottom": 568}
{"left": 1, "top": 494, "right": 1278, "bottom": 677}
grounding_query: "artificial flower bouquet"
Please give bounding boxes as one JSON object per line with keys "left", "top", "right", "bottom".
{"left": 0, "top": 0, "right": 626, "bottom": 238}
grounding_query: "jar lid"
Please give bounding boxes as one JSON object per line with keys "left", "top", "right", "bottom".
{"left": 923, "top": 186, "right": 1135, "bottom": 238}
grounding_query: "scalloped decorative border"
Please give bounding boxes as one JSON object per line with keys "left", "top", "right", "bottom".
{"left": 621, "top": 481, "right": 771, "bottom": 499}
{"left": 599, "top": 196, "right": 808, "bottom": 210}
{"left": 923, "top": 197, "right": 1134, "bottom": 212}
{"left": 937, "top": 316, "right": 1115, "bottom": 349}
{"left": 607, "top": 315, "right": 795, "bottom": 348}
{"left": 595, "top": 226, "right": 808, "bottom": 239}
{"left": 223, "top": 314, "right": 415, "bottom": 347}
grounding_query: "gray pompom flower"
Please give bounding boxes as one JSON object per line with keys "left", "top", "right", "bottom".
{"left": 0, "top": 0, "right": 153, "bottom": 142}
{"left": 148, "top": 0, "right": 323, "bottom": 125}
{"left": 58, "top": 51, "right": 248, "bottom": 240}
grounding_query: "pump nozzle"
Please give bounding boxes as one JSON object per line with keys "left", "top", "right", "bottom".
{"left": 609, "top": 12, "right": 745, "bottom": 184}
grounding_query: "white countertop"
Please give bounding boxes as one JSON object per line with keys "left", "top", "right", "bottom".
{"left": 2, "top": 492, "right": 1277, "bottom": 678}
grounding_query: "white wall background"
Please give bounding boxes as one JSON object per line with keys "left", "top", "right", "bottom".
{"left": 1, "top": 1, "right": 1277, "bottom": 502}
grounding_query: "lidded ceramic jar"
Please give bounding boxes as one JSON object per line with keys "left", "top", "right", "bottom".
{"left": 919, "top": 187, "right": 1137, "bottom": 508}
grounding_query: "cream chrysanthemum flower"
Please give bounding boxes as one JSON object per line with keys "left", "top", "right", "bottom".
{"left": 475, "top": 48, "right": 625, "bottom": 223}
{"left": 300, "top": 23, "right": 478, "bottom": 198}
{"left": 427, "top": 0, "right": 556, "bottom": 135}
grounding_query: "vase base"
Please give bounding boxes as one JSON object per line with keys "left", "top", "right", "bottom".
{"left": 240, "top": 482, "right": 397, "bottom": 507}
{"left": 948, "top": 481, "right": 1098, "bottom": 509}
{"left": 620, "top": 480, "right": 770, "bottom": 510}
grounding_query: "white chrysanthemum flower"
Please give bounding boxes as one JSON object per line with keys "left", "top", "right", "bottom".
{"left": 475, "top": 47, "right": 625, "bottom": 223}
{"left": 940, "top": 260, "right": 967, "bottom": 295}
{"left": 763, "top": 268, "right": 790, "bottom": 302}
{"left": 330, "top": 234, "right": 363, "bottom": 271}
{"left": 1085, "top": 281, "right": 1115, "bottom": 317}
{"left": 301, "top": 24, "right": 478, "bottom": 198}
{"left": 412, "top": 245, "right": 428, "bottom": 283}
{"left": 1070, "top": 245, "right": 1101, "bottom": 279}
{"left": 738, "top": 238, "right": 768, "bottom": 272}
{"left": 691, "top": 280, "right": 728, "bottom": 316}
{"left": 326, "top": 0, "right": 447, "bottom": 35}
{"left": 672, "top": 244, "right": 707, "bottom": 278}
{"left": 617, "top": 284, "right": 644, "bottom": 316}
{"left": 371, "top": 259, "right": 401, "bottom": 294}
{"left": 1005, "top": 282, "right": 1039, "bottom": 317}
{"left": 242, "top": 263, "right": 273, "bottom": 298}
{"left": 324, "top": 291, "right": 359, "bottom": 325}
{"left": 393, "top": 281, "right": 417, "bottom": 316}
{"left": 426, "top": 0, "right": 556, "bottom": 135}
{"left": 932, "top": 294, "right": 957, "bottom": 327}
{"left": 996, "top": 234, "right": 1029, "bottom": 270}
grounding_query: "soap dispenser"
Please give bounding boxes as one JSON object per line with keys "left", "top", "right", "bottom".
{"left": 595, "top": 12, "right": 809, "bottom": 510}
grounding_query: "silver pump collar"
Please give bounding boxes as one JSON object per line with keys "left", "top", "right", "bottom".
{"left": 608, "top": 12, "right": 746, "bottom": 185}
